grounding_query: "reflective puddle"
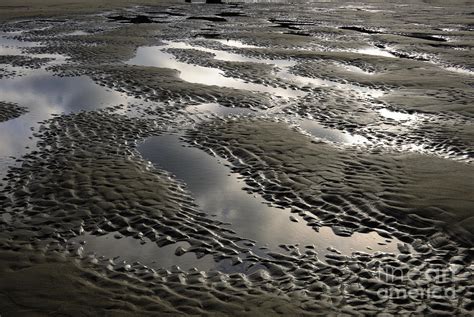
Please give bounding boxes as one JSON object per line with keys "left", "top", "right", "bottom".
{"left": 127, "top": 43, "right": 301, "bottom": 99}
{"left": 354, "top": 47, "right": 397, "bottom": 58}
{"left": 299, "top": 119, "right": 370, "bottom": 145}
{"left": 279, "top": 69, "right": 384, "bottom": 97}
{"left": 0, "top": 69, "right": 138, "bottom": 186}
{"left": 339, "top": 63, "right": 376, "bottom": 75}
{"left": 0, "top": 33, "right": 40, "bottom": 55}
{"left": 184, "top": 103, "right": 254, "bottom": 124}
{"left": 0, "top": 32, "right": 67, "bottom": 64}
{"left": 128, "top": 40, "right": 384, "bottom": 99}
{"left": 183, "top": 41, "right": 296, "bottom": 68}
{"left": 0, "top": 32, "right": 40, "bottom": 49}
{"left": 0, "top": 31, "right": 414, "bottom": 273}
{"left": 137, "top": 133, "right": 400, "bottom": 265}
{"left": 214, "top": 39, "right": 261, "bottom": 49}
{"left": 378, "top": 108, "right": 417, "bottom": 122}
{"left": 72, "top": 234, "right": 219, "bottom": 272}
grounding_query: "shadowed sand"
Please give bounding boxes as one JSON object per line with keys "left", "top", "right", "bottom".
{"left": 0, "top": 0, "right": 472, "bottom": 315}
{"left": 187, "top": 119, "right": 474, "bottom": 244}
{"left": 0, "top": 0, "right": 179, "bottom": 22}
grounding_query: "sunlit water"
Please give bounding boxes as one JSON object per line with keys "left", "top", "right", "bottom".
{"left": 354, "top": 47, "right": 397, "bottom": 58}
{"left": 0, "top": 68, "right": 138, "bottom": 186}
{"left": 127, "top": 43, "right": 302, "bottom": 99}
{"left": 137, "top": 134, "right": 400, "bottom": 263}
{"left": 0, "top": 26, "right": 451, "bottom": 274}
{"left": 299, "top": 119, "right": 370, "bottom": 145}
{"left": 378, "top": 108, "right": 417, "bottom": 122}
{"left": 214, "top": 39, "right": 261, "bottom": 49}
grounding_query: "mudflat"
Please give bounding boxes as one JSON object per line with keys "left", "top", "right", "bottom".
{"left": 0, "top": 0, "right": 472, "bottom": 315}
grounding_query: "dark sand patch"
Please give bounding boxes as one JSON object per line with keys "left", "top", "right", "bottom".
{"left": 0, "top": 101, "right": 27, "bottom": 122}
{"left": 67, "top": 64, "right": 272, "bottom": 108}
{"left": 186, "top": 118, "right": 474, "bottom": 244}
{"left": 0, "top": 0, "right": 179, "bottom": 22}
{"left": 1, "top": 111, "right": 249, "bottom": 261}
{"left": 0, "top": 1, "right": 472, "bottom": 315}
{"left": 401, "top": 156, "right": 474, "bottom": 242}
{"left": 165, "top": 46, "right": 292, "bottom": 89}
{"left": 0, "top": 240, "right": 318, "bottom": 316}
{"left": 382, "top": 88, "right": 474, "bottom": 117}
{"left": 0, "top": 55, "right": 54, "bottom": 69}
{"left": 0, "top": 241, "right": 179, "bottom": 316}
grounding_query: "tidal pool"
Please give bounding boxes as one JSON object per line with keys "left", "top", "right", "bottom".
{"left": 138, "top": 133, "right": 401, "bottom": 263}
{"left": 354, "top": 46, "right": 397, "bottom": 58}
{"left": 0, "top": 69, "right": 137, "bottom": 186}
{"left": 299, "top": 119, "right": 370, "bottom": 145}
{"left": 214, "top": 39, "right": 261, "bottom": 49}
{"left": 71, "top": 234, "right": 219, "bottom": 272}
{"left": 378, "top": 108, "right": 417, "bottom": 122}
{"left": 127, "top": 44, "right": 301, "bottom": 99}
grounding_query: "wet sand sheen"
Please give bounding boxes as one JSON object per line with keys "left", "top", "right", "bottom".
{"left": 138, "top": 134, "right": 401, "bottom": 260}
{"left": 127, "top": 44, "right": 302, "bottom": 99}
{"left": 0, "top": 69, "right": 139, "bottom": 187}
{"left": 0, "top": 2, "right": 472, "bottom": 315}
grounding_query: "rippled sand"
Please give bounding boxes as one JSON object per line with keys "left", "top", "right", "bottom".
{"left": 0, "top": 0, "right": 473, "bottom": 315}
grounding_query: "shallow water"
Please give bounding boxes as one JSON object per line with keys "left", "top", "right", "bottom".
{"left": 443, "top": 66, "right": 474, "bottom": 76}
{"left": 0, "top": 32, "right": 67, "bottom": 65}
{"left": 138, "top": 134, "right": 400, "bottom": 260}
{"left": 129, "top": 40, "right": 385, "bottom": 101}
{"left": 0, "top": 4, "right": 471, "bottom": 314}
{"left": 127, "top": 44, "right": 301, "bottom": 99}
{"left": 354, "top": 46, "right": 397, "bottom": 58}
{"left": 214, "top": 39, "right": 261, "bottom": 49}
{"left": 299, "top": 119, "right": 370, "bottom": 145}
{"left": 0, "top": 69, "right": 137, "bottom": 185}
{"left": 339, "top": 63, "right": 375, "bottom": 75}
{"left": 171, "top": 41, "right": 296, "bottom": 68}
{"left": 0, "top": 32, "right": 40, "bottom": 49}
{"left": 64, "top": 30, "right": 90, "bottom": 36}
{"left": 378, "top": 108, "right": 417, "bottom": 122}
{"left": 184, "top": 103, "right": 255, "bottom": 123}
{"left": 278, "top": 69, "right": 385, "bottom": 97}
{"left": 0, "top": 33, "right": 39, "bottom": 55}
{"left": 72, "top": 234, "right": 219, "bottom": 272}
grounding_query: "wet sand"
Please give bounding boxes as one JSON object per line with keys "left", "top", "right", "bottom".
{"left": 0, "top": 0, "right": 473, "bottom": 315}
{"left": 0, "top": 101, "right": 27, "bottom": 122}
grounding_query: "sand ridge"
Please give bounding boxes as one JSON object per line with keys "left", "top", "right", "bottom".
{"left": 0, "top": 0, "right": 472, "bottom": 315}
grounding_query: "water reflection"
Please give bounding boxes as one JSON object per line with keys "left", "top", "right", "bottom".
{"left": 355, "top": 47, "right": 397, "bottom": 58}
{"left": 214, "top": 39, "right": 261, "bottom": 49}
{"left": 0, "top": 33, "right": 39, "bottom": 55}
{"left": 138, "top": 134, "right": 399, "bottom": 259}
{"left": 278, "top": 69, "right": 384, "bottom": 97}
{"left": 172, "top": 41, "right": 296, "bottom": 67}
{"left": 0, "top": 32, "right": 40, "bottom": 49}
{"left": 63, "top": 30, "right": 90, "bottom": 36}
{"left": 0, "top": 69, "right": 136, "bottom": 185}
{"left": 128, "top": 41, "right": 386, "bottom": 100}
{"left": 184, "top": 103, "right": 254, "bottom": 119}
{"left": 443, "top": 66, "right": 474, "bottom": 76}
{"left": 299, "top": 118, "right": 370, "bottom": 145}
{"left": 166, "top": 41, "right": 264, "bottom": 64}
{"left": 378, "top": 108, "right": 417, "bottom": 122}
{"left": 0, "top": 33, "right": 67, "bottom": 65}
{"left": 339, "top": 63, "right": 375, "bottom": 75}
{"left": 0, "top": 46, "right": 23, "bottom": 55}
{"left": 127, "top": 44, "right": 301, "bottom": 98}
{"left": 72, "top": 233, "right": 217, "bottom": 271}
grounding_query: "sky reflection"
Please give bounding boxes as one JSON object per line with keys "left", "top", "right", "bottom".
{"left": 0, "top": 69, "right": 136, "bottom": 185}
{"left": 128, "top": 44, "right": 302, "bottom": 99}
{"left": 138, "top": 134, "right": 400, "bottom": 260}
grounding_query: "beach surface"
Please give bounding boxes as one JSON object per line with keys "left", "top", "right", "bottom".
{"left": 0, "top": 0, "right": 472, "bottom": 315}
